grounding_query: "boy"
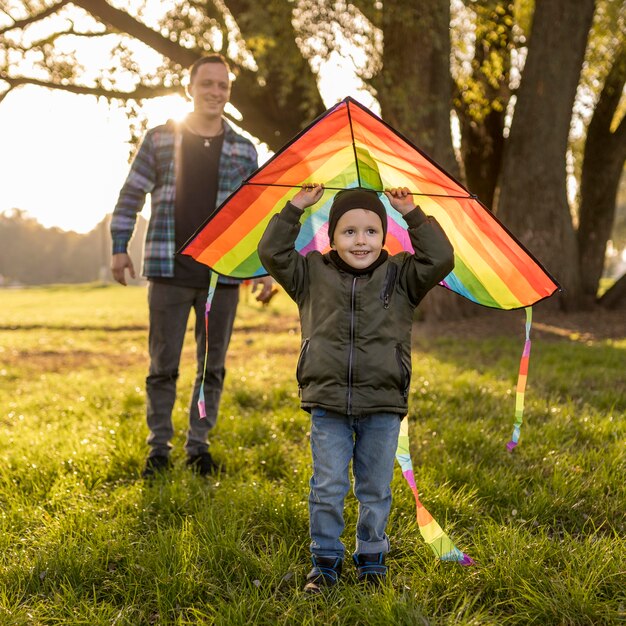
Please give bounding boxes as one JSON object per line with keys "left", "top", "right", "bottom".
{"left": 258, "top": 185, "right": 454, "bottom": 592}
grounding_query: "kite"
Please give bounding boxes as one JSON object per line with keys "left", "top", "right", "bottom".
{"left": 182, "top": 97, "right": 558, "bottom": 310}
{"left": 180, "top": 97, "right": 560, "bottom": 565}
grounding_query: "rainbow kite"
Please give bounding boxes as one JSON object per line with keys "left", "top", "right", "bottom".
{"left": 181, "top": 97, "right": 560, "bottom": 565}
{"left": 183, "top": 97, "right": 559, "bottom": 310}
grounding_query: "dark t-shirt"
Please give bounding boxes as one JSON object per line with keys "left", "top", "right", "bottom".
{"left": 151, "top": 126, "right": 224, "bottom": 288}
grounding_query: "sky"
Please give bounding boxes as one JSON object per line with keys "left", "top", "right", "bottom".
{"left": 0, "top": 54, "right": 373, "bottom": 234}
{"left": 1, "top": 87, "right": 188, "bottom": 233}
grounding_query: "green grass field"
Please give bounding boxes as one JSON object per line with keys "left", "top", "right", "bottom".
{"left": 0, "top": 284, "right": 624, "bottom": 625}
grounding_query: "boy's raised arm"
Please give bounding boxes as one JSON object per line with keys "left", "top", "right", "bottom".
{"left": 391, "top": 190, "right": 454, "bottom": 304}
{"left": 258, "top": 184, "right": 324, "bottom": 303}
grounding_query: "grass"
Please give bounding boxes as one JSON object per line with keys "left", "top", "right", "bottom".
{"left": 0, "top": 283, "right": 624, "bottom": 625}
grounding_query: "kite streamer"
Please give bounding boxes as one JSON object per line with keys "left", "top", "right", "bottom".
{"left": 182, "top": 97, "right": 559, "bottom": 564}
{"left": 396, "top": 419, "right": 474, "bottom": 565}
{"left": 197, "top": 272, "right": 219, "bottom": 419}
{"left": 507, "top": 307, "right": 533, "bottom": 451}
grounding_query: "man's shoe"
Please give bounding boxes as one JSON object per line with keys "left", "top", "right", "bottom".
{"left": 353, "top": 552, "right": 387, "bottom": 586}
{"left": 303, "top": 556, "right": 342, "bottom": 594}
{"left": 186, "top": 451, "right": 220, "bottom": 476}
{"left": 141, "top": 455, "right": 171, "bottom": 479}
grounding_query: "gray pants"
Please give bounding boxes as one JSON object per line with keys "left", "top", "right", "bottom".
{"left": 146, "top": 281, "right": 239, "bottom": 458}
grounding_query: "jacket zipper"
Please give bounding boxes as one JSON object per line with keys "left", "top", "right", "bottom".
{"left": 395, "top": 343, "right": 410, "bottom": 399}
{"left": 347, "top": 276, "right": 358, "bottom": 414}
{"left": 296, "top": 338, "right": 310, "bottom": 397}
{"left": 380, "top": 263, "right": 398, "bottom": 309}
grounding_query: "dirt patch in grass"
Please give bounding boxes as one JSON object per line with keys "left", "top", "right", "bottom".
{"left": 0, "top": 324, "right": 147, "bottom": 332}
{"left": 234, "top": 318, "right": 300, "bottom": 335}
{"left": 2, "top": 349, "right": 145, "bottom": 372}
{"left": 414, "top": 308, "right": 626, "bottom": 343}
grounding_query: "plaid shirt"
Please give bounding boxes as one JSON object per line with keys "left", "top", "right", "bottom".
{"left": 111, "top": 118, "right": 258, "bottom": 279}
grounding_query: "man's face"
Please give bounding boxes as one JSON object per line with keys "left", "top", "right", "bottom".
{"left": 188, "top": 62, "right": 231, "bottom": 120}
{"left": 331, "top": 208, "right": 384, "bottom": 269}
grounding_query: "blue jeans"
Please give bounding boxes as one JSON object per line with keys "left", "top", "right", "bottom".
{"left": 308, "top": 408, "right": 402, "bottom": 560}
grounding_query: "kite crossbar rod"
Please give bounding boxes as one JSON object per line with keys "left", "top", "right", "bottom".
{"left": 244, "top": 182, "right": 474, "bottom": 200}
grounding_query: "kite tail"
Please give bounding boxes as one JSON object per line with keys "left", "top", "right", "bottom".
{"left": 507, "top": 307, "right": 533, "bottom": 451}
{"left": 198, "top": 272, "right": 219, "bottom": 419}
{"left": 395, "top": 420, "right": 474, "bottom": 565}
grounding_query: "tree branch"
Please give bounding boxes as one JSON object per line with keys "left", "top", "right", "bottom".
{"left": 27, "top": 28, "right": 108, "bottom": 48}
{"left": 69, "top": 0, "right": 198, "bottom": 66}
{"left": 0, "top": 71, "right": 184, "bottom": 100}
{"left": 0, "top": 0, "right": 71, "bottom": 35}
{"left": 348, "top": 0, "right": 380, "bottom": 28}
{"left": 0, "top": 86, "right": 14, "bottom": 104}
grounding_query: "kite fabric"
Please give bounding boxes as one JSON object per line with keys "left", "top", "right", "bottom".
{"left": 182, "top": 96, "right": 559, "bottom": 311}
{"left": 181, "top": 96, "right": 560, "bottom": 565}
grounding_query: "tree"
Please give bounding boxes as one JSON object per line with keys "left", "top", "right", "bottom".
{"left": 374, "top": 0, "right": 474, "bottom": 318}
{"left": 496, "top": 0, "right": 597, "bottom": 309}
{"left": 453, "top": 0, "right": 516, "bottom": 211}
{"left": 0, "top": 209, "right": 146, "bottom": 284}
{"left": 455, "top": 0, "right": 626, "bottom": 308}
{"left": 578, "top": 39, "right": 626, "bottom": 306}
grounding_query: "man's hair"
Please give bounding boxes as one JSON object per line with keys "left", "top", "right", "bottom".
{"left": 189, "top": 54, "right": 231, "bottom": 84}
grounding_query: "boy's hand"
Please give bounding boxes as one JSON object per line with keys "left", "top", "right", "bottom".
{"left": 291, "top": 183, "right": 325, "bottom": 209}
{"left": 384, "top": 187, "right": 416, "bottom": 216}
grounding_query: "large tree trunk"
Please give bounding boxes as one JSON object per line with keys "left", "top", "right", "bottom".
{"left": 373, "top": 0, "right": 474, "bottom": 320}
{"left": 598, "top": 272, "right": 626, "bottom": 309}
{"left": 578, "top": 40, "right": 626, "bottom": 306}
{"left": 455, "top": 0, "right": 514, "bottom": 211}
{"left": 496, "top": 0, "right": 596, "bottom": 310}
{"left": 459, "top": 108, "right": 506, "bottom": 211}
{"left": 225, "top": 0, "right": 326, "bottom": 147}
{"left": 375, "top": 0, "right": 457, "bottom": 173}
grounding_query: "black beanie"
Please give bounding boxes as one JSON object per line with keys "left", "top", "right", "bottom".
{"left": 327, "top": 188, "right": 387, "bottom": 245}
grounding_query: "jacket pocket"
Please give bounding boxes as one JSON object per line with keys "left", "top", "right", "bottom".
{"left": 296, "top": 338, "right": 310, "bottom": 392}
{"left": 395, "top": 343, "right": 411, "bottom": 399}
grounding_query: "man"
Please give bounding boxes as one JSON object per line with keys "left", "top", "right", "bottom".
{"left": 110, "top": 54, "right": 274, "bottom": 478}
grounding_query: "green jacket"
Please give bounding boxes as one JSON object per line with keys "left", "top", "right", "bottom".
{"left": 258, "top": 202, "right": 455, "bottom": 416}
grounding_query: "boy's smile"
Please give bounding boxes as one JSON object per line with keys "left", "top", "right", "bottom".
{"left": 331, "top": 208, "right": 384, "bottom": 269}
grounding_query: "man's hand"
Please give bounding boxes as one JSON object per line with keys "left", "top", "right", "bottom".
{"left": 291, "top": 183, "right": 325, "bottom": 209}
{"left": 251, "top": 276, "right": 277, "bottom": 305}
{"left": 384, "top": 187, "right": 416, "bottom": 216}
{"left": 111, "top": 253, "right": 136, "bottom": 286}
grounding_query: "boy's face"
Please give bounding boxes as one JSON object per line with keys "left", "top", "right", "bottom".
{"left": 331, "top": 208, "right": 384, "bottom": 269}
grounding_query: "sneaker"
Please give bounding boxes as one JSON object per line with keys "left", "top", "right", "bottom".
{"left": 186, "top": 451, "right": 220, "bottom": 476}
{"left": 141, "top": 455, "right": 171, "bottom": 479}
{"left": 303, "top": 556, "right": 342, "bottom": 594}
{"left": 353, "top": 552, "right": 387, "bottom": 586}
